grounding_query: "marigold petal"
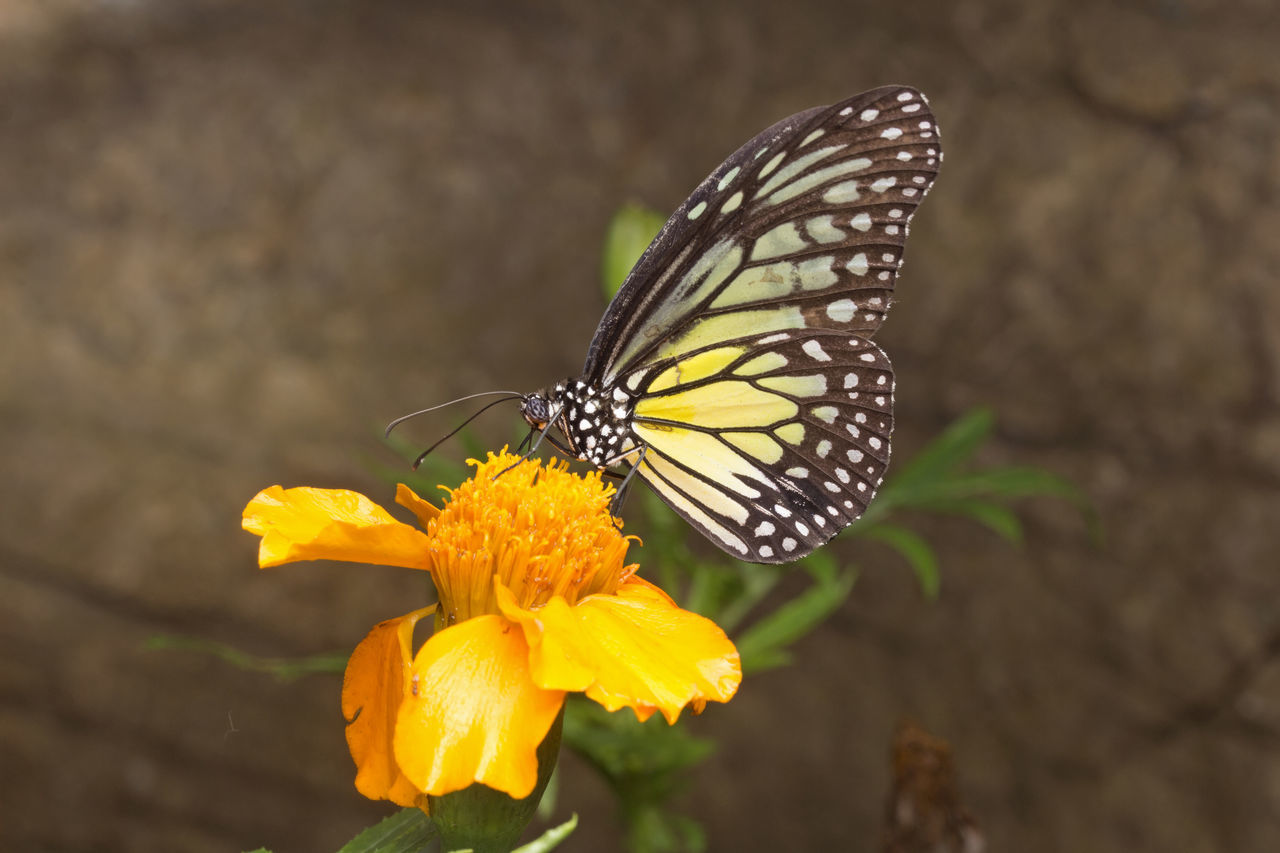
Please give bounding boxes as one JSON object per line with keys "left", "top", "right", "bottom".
{"left": 395, "top": 483, "right": 441, "bottom": 529}
{"left": 341, "top": 608, "right": 435, "bottom": 808}
{"left": 242, "top": 485, "right": 432, "bottom": 569}
{"left": 497, "top": 580, "right": 741, "bottom": 725}
{"left": 394, "top": 615, "right": 565, "bottom": 800}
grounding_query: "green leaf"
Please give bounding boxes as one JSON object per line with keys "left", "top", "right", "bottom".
{"left": 601, "top": 204, "right": 665, "bottom": 300}
{"left": 562, "top": 699, "right": 715, "bottom": 781}
{"left": 923, "top": 499, "right": 1024, "bottom": 543}
{"left": 624, "top": 806, "right": 707, "bottom": 853}
{"left": 243, "top": 848, "right": 271, "bottom": 853}
{"left": 858, "top": 523, "right": 940, "bottom": 599}
{"left": 710, "top": 560, "right": 783, "bottom": 632}
{"left": 734, "top": 568, "right": 856, "bottom": 672}
{"left": 536, "top": 766, "right": 559, "bottom": 821}
{"left": 512, "top": 815, "right": 579, "bottom": 852}
{"left": 888, "top": 408, "right": 994, "bottom": 491}
{"left": 335, "top": 808, "right": 437, "bottom": 853}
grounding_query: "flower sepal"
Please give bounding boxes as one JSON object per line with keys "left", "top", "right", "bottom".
{"left": 427, "top": 707, "right": 565, "bottom": 853}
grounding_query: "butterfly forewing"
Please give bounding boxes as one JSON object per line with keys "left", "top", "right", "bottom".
{"left": 553, "top": 86, "right": 939, "bottom": 563}
{"left": 583, "top": 86, "right": 940, "bottom": 386}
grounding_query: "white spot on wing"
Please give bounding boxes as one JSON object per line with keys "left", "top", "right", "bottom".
{"left": 717, "top": 166, "right": 740, "bottom": 191}
{"left": 800, "top": 129, "right": 825, "bottom": 146}
{"left": 758, "top": 150, "right": 787, "bottom": 179}
{"left": 826, "top": 299, "right": 856, "bottom": 322}
{"left": 802, "top": 340, "right": 832, "bottom": 361}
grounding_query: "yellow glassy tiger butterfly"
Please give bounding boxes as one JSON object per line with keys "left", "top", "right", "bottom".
{"left": 401, "top": 87, "right": 940, "bottom": 564}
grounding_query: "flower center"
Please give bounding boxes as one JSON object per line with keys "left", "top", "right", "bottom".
{"left": 425, "top": 452, "right": 635, "bottom": 624}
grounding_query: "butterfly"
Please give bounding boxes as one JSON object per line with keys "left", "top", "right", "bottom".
{"left": 519, "top": 86, "right": 941, "bottom": 564}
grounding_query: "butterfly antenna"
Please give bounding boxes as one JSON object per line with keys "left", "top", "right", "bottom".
{"left": 410, "top": 395, "right": 526, "bottom": 470}
{"left": 385, "top": 391, "right": 526, "bottom": 438}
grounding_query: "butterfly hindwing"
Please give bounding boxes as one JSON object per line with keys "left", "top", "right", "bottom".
{"left": 622, "top": 330, "right": 893, "bottom": 563}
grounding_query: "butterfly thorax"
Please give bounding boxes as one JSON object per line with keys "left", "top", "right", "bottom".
{"left": 522, "top": 378, "right": 639, "bottom": 467}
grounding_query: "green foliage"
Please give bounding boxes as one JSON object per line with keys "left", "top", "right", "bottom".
{"left": 601, "top": 204, "right": 667, "bottom": 300}
{"left": 562, "top": 699, "right": 711, "bottom": 853}
{"left": 513, "top": 815, "right": 579, "bottom": 852}
{"left": 848, "top": 407, "right": 1088, "bottom": 598}
{"left": 336, "top": 808, "right": 437, "bottom": 853}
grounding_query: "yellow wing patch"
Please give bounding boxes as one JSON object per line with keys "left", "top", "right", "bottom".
{"left": 734, "top": 351, "right": 789, "bottom": 376}
{"left": 775, "top": 422, "right": 805, "bottom": 445}
{"left": 653, "top": 306, "right": 806, "bottom": 364}
{"left": 634, "top": 380, "right": 797, "bottom": 429}
{"left": 756, "top": 373, "right": 828, "bottom": 397}
{"left": 631, "top": 421, "right": 771, "bottom": 498}
{"left": 722, "top": 431, "right": 785, "bottom": 464}
{"left": 647, "top": 346, "right": 745, "bottom": 393}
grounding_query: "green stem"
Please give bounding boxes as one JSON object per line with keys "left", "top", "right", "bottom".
{"left": 429, "top": 708, "right": 565, "bottom": 853}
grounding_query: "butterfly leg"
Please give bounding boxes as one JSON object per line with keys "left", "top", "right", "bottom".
{"left": 600, "top": 445, "right": 647, "bottom": 519}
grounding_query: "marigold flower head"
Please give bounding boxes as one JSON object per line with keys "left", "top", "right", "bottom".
{"left": 426, "top": 454, "right": 634, "bottom": 624}
{"left": 242, "top": 451, "right": 741, "bottom": 809}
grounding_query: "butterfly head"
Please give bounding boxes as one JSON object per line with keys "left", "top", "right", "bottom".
{"left": 520, "top": 389, "right": 554, "bottom": 430}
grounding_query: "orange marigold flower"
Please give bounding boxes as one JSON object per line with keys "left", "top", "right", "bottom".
{"left": 242, "top": 452, "right": 741, "bottom": 807}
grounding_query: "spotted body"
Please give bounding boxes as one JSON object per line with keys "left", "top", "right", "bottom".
{"left": 522, "top": 86, "right": 940, "bottom": 563}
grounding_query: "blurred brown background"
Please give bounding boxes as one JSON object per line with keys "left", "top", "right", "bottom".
{"left": 3, "top": 0, "right": 1278, "bottom": 850}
